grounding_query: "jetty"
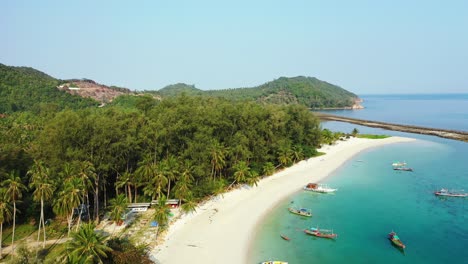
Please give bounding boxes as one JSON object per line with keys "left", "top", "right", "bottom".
{"left": 314, "top": 113, "right": 468, "bottom": 142}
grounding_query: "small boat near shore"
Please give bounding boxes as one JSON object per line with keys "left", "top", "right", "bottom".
{"left": 280, "top": 234, "right": 290, "bottom": 241}
{"left": 304, "top": 227, "right": 337, "bottom": 239}
{"left": 288, "top": 207, "right": 312, "bottom": 217}
{"left": 388, "top": 231, "right": 406, "bottom": 249}
{"left": 392, "top": 161, "right": 407, "bottom": 167}
{"left": 261, "top": 261, "right": 288, "bottom": 264}
{"left": 303, "top": 183, "right": 337, "bottom": 193}
{"left": 393, "top": 167, "right": 413, "bottom": 172}
{"left": 434, "top": 188, "right": 468, "bottom": 197}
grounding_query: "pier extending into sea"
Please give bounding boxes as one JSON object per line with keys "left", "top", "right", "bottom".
{"left": 314, "top": 112, "right": 468, "bottom": 142}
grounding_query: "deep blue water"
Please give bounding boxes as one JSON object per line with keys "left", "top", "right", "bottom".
{"left": 248, "top": 94, "right": 468, "bottom": 264}
{"left": 321, "top": 93, "right": 468, "bottom": 131}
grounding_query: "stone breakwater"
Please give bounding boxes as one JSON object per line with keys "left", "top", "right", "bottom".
{"left": 315, "top": 112, "right": 468, "bottom": 142}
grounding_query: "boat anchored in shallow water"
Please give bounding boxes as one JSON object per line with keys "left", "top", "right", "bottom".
{"left": 260, "top": 261, "right": 288, "bottom": 264}
{"left": 388, "top": 231, "right": 406, "bottom": 249}
{"left": 392, "top": 161, "right": 407, "bottom": 167}
{"left": 288, "top": 207, "right": 312, "bottom": 217}
{"left": 304, "top": 227, "right": 337, "bottom": 239}
{"left": 393, "top": 167, "right": 413, "bottom": 172}
{"left": 434, "top": 188, "right": 468, "bottom": 197}
{"left": 303, "top": 183, "right": 337, "bottom": 193}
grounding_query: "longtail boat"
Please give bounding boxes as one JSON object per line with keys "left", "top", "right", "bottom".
{"left": 280, "top": 234, "right": 290, "bottom": 241}
{"left": 388, "top": 231, "right": 406, "bottom": 249}
{"left": 393, "top": 167, "right": 413, "bottom": 172}
{"left": 303, "top": 183, "right": 337, "bottom": 193}
{"left": 288, "top": 207, "right": 312, "bottom": 217}
{"left": 304, "top": 227, "right": 337, "bottom": 239}
{"left": 434, "top": 188, "right": 468, "bottom": 197}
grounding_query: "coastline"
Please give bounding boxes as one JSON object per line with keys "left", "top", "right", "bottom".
{"left": 150, "top": 136, "right": 415, "bottom": 264}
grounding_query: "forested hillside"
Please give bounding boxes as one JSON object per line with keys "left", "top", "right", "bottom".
{"left": 154, "top": 76, "right": 361, "bottom": 109}
{"left": 0, "top": 63, "right": 99, "bottom": 113}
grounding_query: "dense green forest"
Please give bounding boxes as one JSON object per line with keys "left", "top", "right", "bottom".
{"left": 152, "top": 76, "right": 359, "bottom": 109}
{"left": 0, "top": 64, "right": 99, "bottom": 113}
{"left": 0, "top": 63, "right": 354, "bottom": 262}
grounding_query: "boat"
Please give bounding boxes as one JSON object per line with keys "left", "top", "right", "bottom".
{"left": 280, "top": 234, "right": 290, "bottom": 241}
{"left": 304, "top": 227, "right": 337, "bottom": 239}
{"left": 393, "top": 167, "right": 413, "bottom": 172}
{"left": 388, "top": 231, "right": 406, "bottom": 249}
{"left": 392, "top": 161, "right": 407, "bottom": 167}
{"left": 303, "top": 183, "right": 337, "bottom": 193}
{"left": 260, "top": 261, "right": 288, "bottom": 264}
{"left": 288, "top": 207, "right": 312, "bottom": 217}
{"left": 434, "top": 188, "right": 468, "bottom": 197}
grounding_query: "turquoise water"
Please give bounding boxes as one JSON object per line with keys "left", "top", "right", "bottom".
{"left": 248, "top": 94, "right": 468, "bottom": 264}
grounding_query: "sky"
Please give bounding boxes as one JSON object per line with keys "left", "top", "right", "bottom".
{"left": 1, "top": 0, "right": 467, "bottom": 94}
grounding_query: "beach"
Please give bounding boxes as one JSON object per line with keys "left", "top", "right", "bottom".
{"left": 151, "top": 136, "right": 415, "bottom": 264}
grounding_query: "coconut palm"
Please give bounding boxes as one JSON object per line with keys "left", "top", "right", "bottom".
{"left": 352, "top": 128, "right": 359, "bottom": 137}
{"left": 77, "top": 161, "right": 96, "bottom": 225}
{"left": 2, "top": 170, "right": 27, "bottom": 253}
{"left": 163, "top": 156, "right": 178, "bottom": 199}
{"left": 153, "top": 195, "right": 171, "bottom": 231}
{"left": 180, "top": 194, "right": 197, "bottom": 215}
{"left": 0, "top": 188, "right": 13, "bottom": 259}
{"left": 210, "top": 141, "right": 228, "bottom": 180}
{"left": 108, "top": 194, "right": 128, "bottom": 225}
{"left": 231, "top": 161, "right": 251, "bottom": 187}
{"left": 53, "top": 177, "right": 83, "bottom": 236}
{"left": 65, "top": 223, "right": 111, "bottom": 264}
{"left": 262, "top": 162, "right": 275, "bottom": 176}
{"left": 28, "top": 160, "right": 55, "bottom": 248}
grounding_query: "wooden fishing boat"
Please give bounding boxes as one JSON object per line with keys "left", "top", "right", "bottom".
{"left": 288, "top": 207, "right": 312, "bottom": 217}
{"left": 304, "top": 227, "right": 337, "bottom": 239}
{"left": 280, "top": 234, "right": 290, "bottom": 241}
{"left": 303, "top": 183, "right": 337, "bottom": 193}
{"left": 388, "top": 231, "right": 406, "bottom": 249}
{"left": 260, "top": 261, "right": 288, "bottom": 264}
{"left": 393, "top": 167, "right": 413, "bottom": 172}
{"left": 434, "top": 188, "right": 468, "bottom": 197}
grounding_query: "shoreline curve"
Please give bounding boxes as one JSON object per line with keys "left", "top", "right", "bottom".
{"left": 150, "top": 136, "right": 415, "bottom": 264}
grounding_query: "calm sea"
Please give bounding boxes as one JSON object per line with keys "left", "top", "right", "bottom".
{"left": 248, "top": 94, "right": 468, "bottom": 264}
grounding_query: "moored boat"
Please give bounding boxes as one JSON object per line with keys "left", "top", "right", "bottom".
{"left": 392, "top": 161, "right": 407, "bottom": 167}
{"left": 304, "top": 227, "right": 337, "bottom": 239}
{"left": 280, "top": 234, "right": 290, "bottom": 241}
{"left": 288, "top": 207, "right": 312, "bottom": 217}
{"left": 434, "top": 188, "right": 468, "bottom": 197}
{"left": 303, "top": 183, "right": 337, "bottom": 193}
{"left": 393, "top": 167, "right": 413, "bottom": 172}
{"left": 388, "top": 231, "right": 405, "bottom": 249}
{"left": 260, "top": 261, "right": 288, "bottom": 264}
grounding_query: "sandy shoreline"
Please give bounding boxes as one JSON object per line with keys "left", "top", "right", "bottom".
{"left": 150, "top": 136, "right": 415, "bottom": 264}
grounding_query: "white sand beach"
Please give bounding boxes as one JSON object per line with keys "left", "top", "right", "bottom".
{"left": 150, "top": 136, "right": 415, "bottom": 264}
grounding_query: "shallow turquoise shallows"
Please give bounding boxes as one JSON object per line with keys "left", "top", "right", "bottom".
{"left": 248, "top": 94, "right": 468, "bottom": 264}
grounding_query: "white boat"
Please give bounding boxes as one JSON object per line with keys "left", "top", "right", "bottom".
{"left": 303, "top": 183, "right": 337, "bottom": 193}
{"left": 261, "top": 261, "right": 288, "bottom": 264}
{"left": 434, "top": 188, "right": 468, "bottom": 197}
{"left": 392, "top": 161, "right": 407, "bottom": 167}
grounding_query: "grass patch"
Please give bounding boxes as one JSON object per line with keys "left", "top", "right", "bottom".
{"left": 357, "top": 134, "right": 390, "bottom": 139}
{"left": 2, "top": 224, "right": 36, "bottom": 246}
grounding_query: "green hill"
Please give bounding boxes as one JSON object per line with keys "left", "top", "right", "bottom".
{"left": 0, "top": 63, "right": 99, "bottom": 113}
{"left": 156, "top": 76, "right": 360, "bottom": 109}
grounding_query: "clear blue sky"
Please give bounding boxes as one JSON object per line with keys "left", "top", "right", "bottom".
{"left": 1, "top": 0, "right": 467, "bottom": 94}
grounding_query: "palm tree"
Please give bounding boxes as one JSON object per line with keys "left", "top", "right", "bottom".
{"left": 262, "top": 162, "right": 275, "bottom": 176}
{"left": 28, "top": 160, "right": 55, "bottom": 248}
{"left": 277, "top": 148, "right": 293, "bottom": 167}
{"left": 210, "top": 141, "right": 227, "bottom": 180}
{"left": 65, "top": 223, "right": 111, "bottom": 264}
{"left": 232, "top": 161, "right": 251, "bottom": 186}
{"left": 0, "top": 188, "right": 13, "bottom": 259}
{"left": 77, "top": 161, "right": 96, "bottom": 225}
{"left": 245, "top": 170, "right": 260, "bottom": 187}
{"left": 153, "top": 195, "right": 171, "bottom": 231}
{"left": 2, "top": 170, "right": 27, "bottom": 253}
{"left": 352, "top": 128, "right": 359, "bottom": 137}
{"left": 180, "top": 194, "right": 197, "bottom": 215}
{"left": 164, "top": 156, "right": 178, "bottom": 199}
{"left": 108, "top": 194, "right": 128, "bottom": 226}
{"left": 53, "top": 178, "right": 83, "bottom": 236}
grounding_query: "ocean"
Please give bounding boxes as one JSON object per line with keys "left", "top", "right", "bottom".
{"left": 248, "top": 94, "right": 468, "bottom": 263}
